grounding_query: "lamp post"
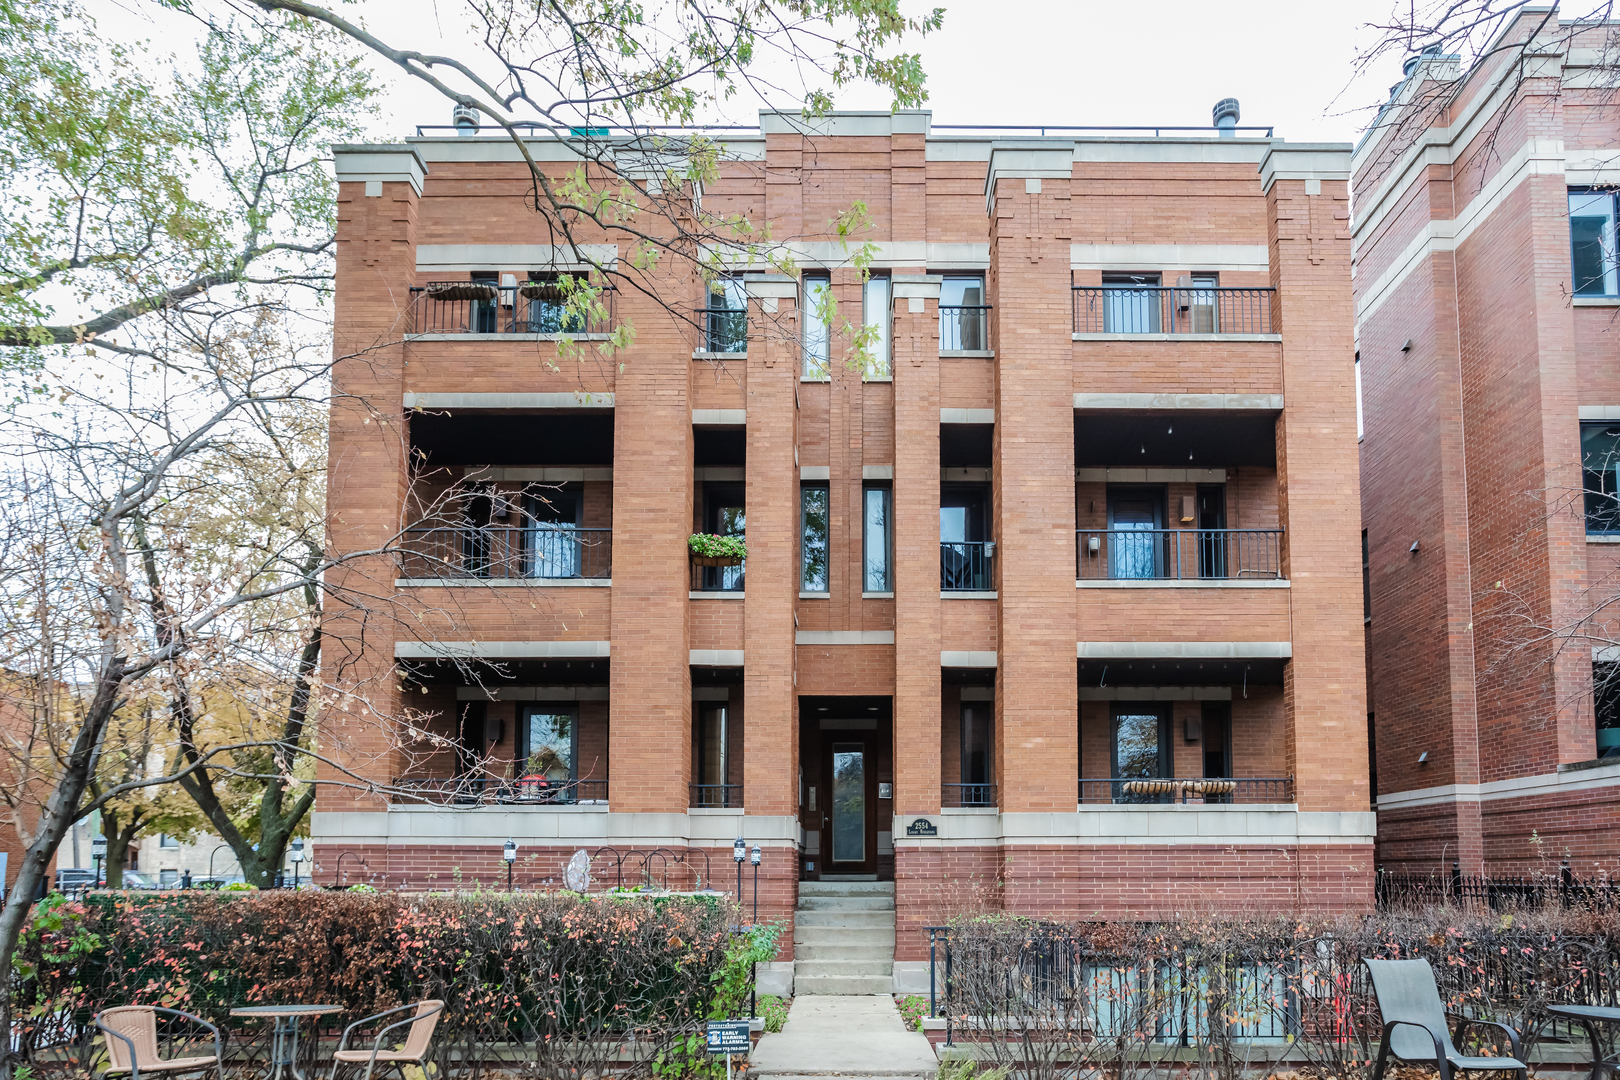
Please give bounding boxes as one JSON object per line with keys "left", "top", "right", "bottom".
{"left": 91, "top": 836, "right": 106, "bottom": 889}
{"left": 503, "top": 839, "right": 517, "bottom": 892}
{"left": 289, "top": 838, "right": 306, "bottom": 889}
{"left": 750, "top": 845, "right": 761, "bottom": 923}
{"left": 749, "top": 845, "right": 762, "bottom": 1021}
{"left": 732, "top": 837, "right": 745, "bottom": 903}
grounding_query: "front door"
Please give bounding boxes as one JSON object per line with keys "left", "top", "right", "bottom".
{"left": 828, "top": 742, "right": 869, "bottom": 870}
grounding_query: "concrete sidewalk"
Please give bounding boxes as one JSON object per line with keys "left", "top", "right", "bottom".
{"left": 748, "top": 995, "right": 938, "bottom": 1078}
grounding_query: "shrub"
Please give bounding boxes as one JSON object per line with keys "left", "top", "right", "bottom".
{"left": 895, "top": 994, "right": 927, "bottom": 1032}
{"left": 756, "top": 994, "right": 789, "bottom": 1033}
{"left": 688, "top": 533, "right": 747, "bottom": 560}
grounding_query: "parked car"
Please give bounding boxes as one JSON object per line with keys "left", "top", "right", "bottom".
{"left": 54, "top": 868, "right": 100, "bottom": 891}
{"left": 192, "top": 875, "right": 247, "bottom": 890}
{"left": 118, "top": 871, "right": 157, "bottom": 890}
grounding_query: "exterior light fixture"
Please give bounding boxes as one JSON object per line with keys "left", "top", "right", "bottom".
{"left": 503, "top": 838, "right": 518, "bottom": 891}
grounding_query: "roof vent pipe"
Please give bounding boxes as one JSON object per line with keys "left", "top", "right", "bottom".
{"left": 1212, "top": 98, "right": 1240, "bottom": 137}
{"left": 453, "top": 103, "right": 480, "bottom": 136}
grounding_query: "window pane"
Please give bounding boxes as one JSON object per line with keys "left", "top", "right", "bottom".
{"left": 802, "top": 486, "right": 829, "bottom": 591}
{"left": 698, "top": 706, "right": 728, "bottom": 787}
{"left": 1113, "top": 710, "right": 1163, "bottom": 778}
{"left": 1571, "top": 190, "right": 1618, "bottom": 295}
{"left": 1597, "top": 662, "right": 1620, "bottom": 758}
{"left": 961, "top": 705, "right": 990, "bottom": 786}
{"left": 802, "top": 276, "right": 831, "bottom": 377}
{"left": 526, "top": 710, "right": 575, "bottom": 780}
{"left": 864, "top": 276, "right": 891, "bottom": 376}
{"left": 1583, "top": 422, "right": 1620, "bottom": 533}
{"left": 939, "top": 276, "right": 983, "bottom": 351}
{"left": 864, "top": 486, "right": 891, "bottom": 591}
{"left": 831, "top": 744, "right": 865, "bottom": 862}
{"left": 706, "top": 276, "right": 747, "bottom": 352}
{"left": 1101, "top": 275, "right": 1162, "bottom": 333}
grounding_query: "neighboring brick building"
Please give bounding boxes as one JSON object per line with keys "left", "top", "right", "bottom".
{"left": 319, "top": 106, "right": 1369, "bottom": 988}
{"left": 1355, "top": 13, "right": 1620, "bottom": 877}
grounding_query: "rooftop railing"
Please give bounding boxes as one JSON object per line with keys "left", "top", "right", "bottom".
{"left": 407, "top": 282, "right": 615, "bottom": 335}
{"left": 400, "top": 525, "right": 612, "bottom": 581}
{"left": 1072, "top": 286, "right": 1273, "bottom": 335}
{"left": 1076, "top": 528, "right": 1281, "bottom": 581}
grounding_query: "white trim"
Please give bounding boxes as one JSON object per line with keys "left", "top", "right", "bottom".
{"left": 396, "top": 578, "right": 610, "bottom": 588}
{"left": 1079, "top": 686, "right": 1234, "bottom": 700}
{"left": 690, "top": 591, "right": 744, "bottom": 600}
{"left": 759, "top": 109, "right": 930, "bottom": 137}
{"left": 1074, "top": 467, "right": 1228, "bottom": 483}
{"left": 862, "top": 591, "right": 895, "bottom": 599}
{"left": 395, "top": 640, "right": 610, "bottom": 659}
{"left": 693, "top": 350, "right": 747, "bottom": 360}
{"left": 1069, "top": 244, "right": 1269, "bottom": 272}
{"left": 799, "top": 591, "right": 831, "bottom": 599}
{"left": 1073, "top": 333, "right": 1281, "bottom": 343}
{"left": 795, "top": 630, "right": 895, "bottom": 645}
{"left": 404, "top": 392, "right": 612, "bottom": 409}
{"left": 942, "top": 591, "right": 997, "bottom": 600}
{"left": 313, "top": 809, "right": 800, "bottom": 847}
{"left": 942, "top": 650, "right": 997, "bottom": 668}
{"left": 1078, "top": 641, "right": 1292, "bottom": 659}
{"left": 690, "top": 649, "right": 744, "bottom": 666}
{"left": 333, "top": 145, "right": 428, "bottom": 195}
{"left": 1074, "top": 393, "right": 1281, "bottom": 411}
{"left": 1572, "top": 296, "right": 1620, "bottom": 307}
{"left": 1579, "top": 406, "right": 1620, "bottom": 420}
{"left": 1077, "top": 579, "right": 1288, "bottom": 589}
{"left": 456, "top": 685, "right": 609, "bottom": 701}
{"left": 1377, "top": 760, "right": 1620, "bottom": 811}
{"left": 940, "top": 350, "right": 995, "bottom": 358}
{"left": 800, "top": 465, "right": 830, "bottom": 480}
{"left": 415, "top": 243, "right": 618, "bottom": 272}
{"left": 891, "top": 809, "right": 1375, "bottom": 847}
{"left": 941, "top": 408, "right": 994, "bottom": 424}
{"left": 693, "top": 409, "right": 745, "bottom": 425}
{"left": 1258, "top": 141, "right": 1352, "bottom": 194}
{"left": 862, "top": 464, "right": 894, "bottom": 480}
{"left": 406, "top": 332, "right": 613, "bottom": 343}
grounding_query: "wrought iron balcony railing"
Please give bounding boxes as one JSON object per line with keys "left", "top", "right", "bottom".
{"left": 407, "top": 282, "right": 615, "bottom": 335}
{"left": 939, "top": 305, "right": 991, "bottom": 351}
{"left": 690, "top": 560, "right": 746, "bottom": 593}
{"left": 940, "top": 541, "right": 993, "bottom": 591}
{"left": 1078, "top": 776, "right": 1293, "bottom": 805}
{"left": 697, "top": 307, "right": 747, "bottom": 353}
{"left": 942, "top": 783, "right": 997, "bottom": 808}
{"left": 391, "top": 776, "right": 609, "bottom": 805}
{"left": 400, "top": 526, "right": 611, "bottom": 581}
{"left": 1076, "top": 528, "right": 1281, "bottom": 581}
{"left": 689, "top": 783, "right": 743, "bottom": 808}
{"left": 1072, "top": 286, "right": 1274, "bottom": 335}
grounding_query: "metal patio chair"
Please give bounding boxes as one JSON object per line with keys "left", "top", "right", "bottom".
{"left": 330, "top": 999, "right": 444, "bottom": 1080}
{"left": 95, "top": 1005, "right": 224, "bottom": 1080}
{"left": 1365, "top": 958, "right": 1528, "bottom": 1080}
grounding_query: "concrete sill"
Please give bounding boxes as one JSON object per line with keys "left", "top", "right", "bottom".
{"left": 1073, "top": 803, "right": 1297, "bottom": 812}
{"left": 801, "top": 376, "right": 831, "bottom": 383}
{"left": 862, "top": 591, "right": 895, "bottom": 599}
{"left": 1588, "top": 534, "right": 1620, "bottom": 544}
{"left": 689, "top": 806, "right": 744, "bottom": 816}
{"left": 1072, "top": 332, "right": 1282, "bottom": 343}
{"left": 942, "top": 591, "right": 997, "bottom": 600}
{"left": 692, "top": 350, "right": 746, "bottom": 360}
{"left": 404, "top": 332, "right": 612, "bottom": 342}
{"left": 396, "top": 578, "right": 610, "bottom": 588}
{"left": 1573, "top": 296, "right": 1620, "bottom": 307}
{"left": 941, "top": 806, "right": 998, "bottom": 815}
{"left": 940, "top": 350, "right": 995, "bottom": 359}
{"left": 690, "top": 591, "right": 745, "bottom": 600}
{"left": 799, "top": 591, "right": 830, "bottom": 599}
{"left": 864, "top": 375, "right": 894, "bottom": 382}
{"left": 1076, "top": 579, "right": 1289, "bottom": 589}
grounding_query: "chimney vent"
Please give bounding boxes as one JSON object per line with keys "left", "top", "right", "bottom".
{"left": 453, "top": 103, "right": 480, "bottom": 136}
{"left": 1212, "top": 98, "right": 1240, "bottom": 137}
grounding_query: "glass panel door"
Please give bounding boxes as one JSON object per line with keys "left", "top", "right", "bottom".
{"left": 522, "top": 706, "right": 578, "bottom": 803}
{"left": 1112, "top": 704, "right": 1169, "bottom": 804}
{"left": 831, "top": 742, "right": 866, "bottom": 863}
{"left": 1109, "top": 491, "right": 1162, "bottom": 579}
{"left": 527, "top": 491, "right": 580, "bottom": 578}
{"left": 960, "top": 705, "right": 991, "bottom": 806}
{"left": 696, "top": 705, "right": 729, "bottom": 807}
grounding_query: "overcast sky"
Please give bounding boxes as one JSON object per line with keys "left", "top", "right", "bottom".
{"left": 93, "top": 0, "right": 1406, "bottom": 143}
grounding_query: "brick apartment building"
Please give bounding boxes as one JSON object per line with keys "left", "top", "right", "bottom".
{"left": 1355, "top": 12, "right": 1620, "bottom": 877}
{"left": 318, "top": 106, "right": 1370, "bottom": 990}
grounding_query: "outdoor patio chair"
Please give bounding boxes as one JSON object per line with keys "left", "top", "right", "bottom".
{"left": 330, "top": 999, "right": 445, "bottom": 1080}
{"left": 1365, "top": 958, "right": 1528, "bottom": 1080}
{"left": 95, "top": 1005, "right": 224, "bottom": 1080}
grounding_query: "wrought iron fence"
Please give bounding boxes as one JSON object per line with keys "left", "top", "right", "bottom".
{"left": 690, "top": 559, "right": 745, "bottom": 592}
{"left": 689, "top": 783, "right": 743, "bottom": 809}
{"left": 939, "top": 304, "right": 991, "bottom": 351}
{"left": 1072, "top": 286, "right": 1274, "bottom": 335}
{"left": 389, "top": 776, "right": 610, "bottom": 805}
{"left": 940, "top": 541, "right": 993, "bottom": 591}
{"left": 407, "top": 282, "right": 615, "bottom": 335}
{"left": 1076, "top": 528, "right": 1282, "bottom": 581}
{"left": 1078, "top": 776, "right": 1294, "bottom": 805}
{"left": 941, "top": 783, "right": 997, "bottom": 807}
{"left": 1377, "top": 863, "right": 1620, "bottom": 911}
{"left": 399, "top": 526, "right": 612, "bottom": 580}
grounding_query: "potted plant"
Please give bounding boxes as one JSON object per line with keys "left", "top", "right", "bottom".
{"left": 689, "top": 533, "right": 747, "bottom": 567}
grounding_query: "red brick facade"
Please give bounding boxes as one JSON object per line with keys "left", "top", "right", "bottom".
{"left": 319, "top": 110, "right": 1371, "bottom": 973}
{"left": 1355, "top": 15, "right": 1620, "bottom": 877}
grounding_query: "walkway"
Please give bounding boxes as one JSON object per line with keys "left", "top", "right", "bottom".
{"left": 749, "top": 995, "right": 938, "bottom": 1078}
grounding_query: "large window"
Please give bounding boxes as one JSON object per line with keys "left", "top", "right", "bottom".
{"left": 694, "top": 705, "right": 733, "bottom": 805}
{"left": 863, "top": 275, "right": 891, "bottom": 376}
{"left": 1101, "top": 273, "right": 1162, "bottom": 334}
{"left": 801, "top": 485, "right": 829, "bottom": 592}
{"left": 1571, "top": 189, "right": 1619, "bottom": 296}
{"left": 939, "top": 275, "right": 985, "bottom": 351}
{"left": 701, "top": 483, "right": 746, "bottom": 591}
{"left": 705, "top": 275, "right": 747, "bottom": 352}
{"left": 520, "top": 705, "right": 578, "bottom": 802}
{"left": 960, "top": 702, "right": 992, "bottom": 805}
{"left": 940, "top": 484, "right": 990, "bottom": 591}
{"left": 1584, "top": 422, "right": 1620, "bottom": 534}
{"left": 863, "top": 484, "right": 892, "bottom": 592}
{"left": 1111, "top": 703, "right": 1171, "bottom": 803}
{"left": 1597, "top": 661, "right": 1620, "bottom": 759}
{"left": 802, "top": 275, "right": 831, "bottom": 378}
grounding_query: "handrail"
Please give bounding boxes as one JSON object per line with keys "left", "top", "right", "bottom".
{"left": 1078, "top": 776, "right": 1293, "bottom": 805}
{"left": 940, "top": 540, "right": 993, "bottom": 592}
{"left": 941, "top": 783, "right": 996, "bottom": 808}
{"left": 400, "top": 525, "right": 611, "bottom": 581}
{"left": 689, "top": 783, "right": 743, "bottom": 809}
{"left": 408, "top": 283, "right": 615, "bottom": 336}
{"left": 390, "top": 776, "right": 609, "bottom": 806}
{"left": 1072, "top": 285, "right": 1274, "bottom": 335}
{"left": 938, "top": 304, "right": 991, "bottom": 352}
{"left": 1076, "top": 528, "right": 1282, "bottom": 581}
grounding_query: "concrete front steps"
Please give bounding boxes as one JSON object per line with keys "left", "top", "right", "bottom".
{"left": 793, "top": 881, "right": 895, "bottom": 995}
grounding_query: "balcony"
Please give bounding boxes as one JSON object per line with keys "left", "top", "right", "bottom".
{"left": 698, "top": 306, "right": 747, "bottom": 354}
{"left": 1078, "top": 776, "right": 1293, "bottom": 805}
{"left": 690, "top": 783, "right": 742, "bottom": 809}
{"left": 407, "top": 281, "right": 615, "bottom": 336}
{"left": 1075, "top": 529, "right": 1282, "bottom": 581}
{"left": 940, "top": 541, "right": 994, "bottom": 592}
{"left": 939, "top": 304, "right": 991, "bottom": 352}
{"left": 1072, "top": 286, "right": 1273, "bottom": 336}
{"left": 390, "top": 776, "right": 610, "bottom": 805}
{"left": 942, "top": 782, "right": 996, "bottom": 808}
{"left": 399, "top": 525, "right": 612, "bottom": 581}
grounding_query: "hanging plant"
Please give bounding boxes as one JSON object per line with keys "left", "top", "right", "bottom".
{"left": 688, "top": 533, "right": 746, "bottom": 566}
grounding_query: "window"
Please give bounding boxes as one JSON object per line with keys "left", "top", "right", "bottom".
{"left": 1107, "top": 485, "right": 1166, "bottom": 579}
{"left": 694, "top": 705, "right": 733, "bottom": 805}
{"left": 705, "top": 275, "right": 747, "bottom": 353}
{"left": 520, "top": 704, "right": 578, "bottom": 802}
{"left": 526, "top": 489, "right": 581, "bottom": 578}
{"left": 519, "top": 273, "right": 586, "bottom": 334}
{"left": 960, "top": 702, "right": 992, "bottom": 805}
{"left": 1101, "top": 273, "right": 1162, "bottom": 333}
{"left": 1355, "top": 351, "right": 1364, "bottom": 439}
{"left": 863, "top": 485, "right": 892, "bottom": 592}
{"left": 1583, "top": 422, "right": 1620, "bottom": 533}
{"left": 1570, "top": 189, "right": 1619, "bottom": 296}
{"left": 1596, "top": 662, "right": 1620, "bottom": 758}
{"left": 158, "top": 834, "right": 179, "bottom": 849}
{"left": 863, "top": 275, "right": 891, "bottom": 376}
{"left": 470, "top": 271, "right": 500, "bottom": 333}
{"left": 802, "top": 275, "right": 831, "bottom": 378}
{"left": 1111, "top": 703, "right": 1171, "bottom": 803}
{"left": 801, "top": 485, "right": 829, "bottom": 592}
{"left": 939, "top": 275, "right": 984, "bottom": 351}
{"left": 940, "top": 484, "right": 990, "bottom": 590}
{"left": 701, "top": 483, "right": 746, "bottom": 591}
{"left": 1180, "top": 273, "right": 1219, "bottom": 333}
{"left": 1362, "top": 529, "right": 1372, "bottom": 620}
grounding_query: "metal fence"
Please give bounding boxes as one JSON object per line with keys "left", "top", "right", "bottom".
{"left": 689, "top": 784, "right": 743, "bottom": 808}
{"left": 407, "top": 282, "right": 615, "bottom": 335}
{"left": 1377, "top": 863, "right": 1620, "bottom": 911}
{"left": 1078, "top": 776, "right": 1294, "bottom": 805}
{"left": 389, "top": 776, "right": 610, "bottom": 806}
{"left": 690, "top": 560, "right": 745, "bottom": 592}
{"left": 942, "top": 783, "right": 997, "bottom": 808}
{"left": 399, "top": 526, "right": 612, "bottom": 580}
{"left": 1072, "top": 286, "right": 1274, "bottom": 335}
{"left": 940, "top": 541, "right": 993, "bottom": 591}
{"left": 939, "top": 305, "right": 991, "bottom": 351}
{"left": 1076, "top": 528, "right": 1282, "bottom": 581}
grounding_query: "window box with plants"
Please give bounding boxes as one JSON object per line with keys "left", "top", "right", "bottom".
{"left": 689, "top": 533, "right": 747, "bottom": 567}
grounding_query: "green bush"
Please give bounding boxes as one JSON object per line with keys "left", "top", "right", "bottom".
{"left": 688, "top": 533, "right": 747, "bottom": 560}
{"left": 756, "top": 994, "right": 789, "bottom": 1033}
{"left": 895, "top": 993, "right": 927, "bottom": 1032}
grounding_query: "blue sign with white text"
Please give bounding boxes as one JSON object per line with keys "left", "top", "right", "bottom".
{"left": 707, "top": 1020, "right": 751, "bottom": 1054}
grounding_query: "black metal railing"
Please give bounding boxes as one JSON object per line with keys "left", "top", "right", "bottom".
{"left": 399, "top": 526, "right": 612, "bottom": 580}
{"left": 1076, "top": 528, "right": 1282, "bottom": 581}
{"left": 690, "top": 560, "right": 745, "bottom": 592}
{"left": 942, "top": 783, "right": 997, "bottom": 808}
{"left": 1078, "top": 776, "right": 1294, "bottom": 805}
{"left": 1378, "top": 862, "right": 1620, "bottom": 910}
{"left": 390, "top": 776, "right": 610, "bottom": 806}
{"left": 1072, "top": 286, "right": 1274, "bottom": 335}
{"left": 940, "top": 541, "right": 993, "bottom": 591}
{"left": 408, "top": 282, "right": 615, "bottom": 335}
{"left": 689, "top": 784, "right": 743, "bottom": 809}
{"left": 697, "top": 306, "right": 747, "bottom": 353}
{"left": 939, "top": 305, "right": 991, "bottom": 351}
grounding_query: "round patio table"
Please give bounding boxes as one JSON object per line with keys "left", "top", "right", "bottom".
{"left": 1545, "top": 1005, "right": 1620, "bottom": 1080}
{"left": 230, "top": 1004, "right": 343, "bottom": 1080}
